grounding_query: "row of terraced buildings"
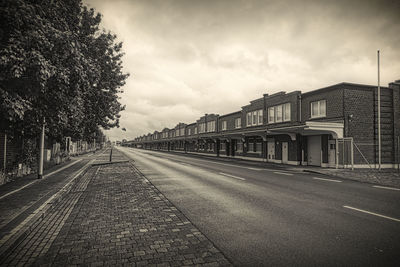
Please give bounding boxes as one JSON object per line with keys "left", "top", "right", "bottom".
{"left": 128, "top": 81, "right": 400, "bottom": 168}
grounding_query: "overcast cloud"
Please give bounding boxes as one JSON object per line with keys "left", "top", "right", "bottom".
{"left": 83, "top": 0, "right": 400, "bottom": 141}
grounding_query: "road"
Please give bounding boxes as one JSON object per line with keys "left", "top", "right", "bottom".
{"left": 118, "top": 147, "right": 400, "bottom": 266}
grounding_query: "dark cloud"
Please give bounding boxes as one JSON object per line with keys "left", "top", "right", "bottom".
{"left": 84, "top": 0, "right": 400, "bottom": 140}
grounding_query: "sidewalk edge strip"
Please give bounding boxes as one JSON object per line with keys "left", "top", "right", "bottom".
{"left": 0, "top": 160, "right": 93, "bottom": 259}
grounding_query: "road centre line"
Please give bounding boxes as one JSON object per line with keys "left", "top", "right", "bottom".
{"left": 0, "top": 159, "right": 82, "bottom": 201}
{"left": 372, "top": 185, "right": 400, "bottom": 191}
{"left": 313, "top": 177, "right": 342, "bottom": 183}
{"left": 219, "top": 172, "right": 246, "bottom": 181}
{"left": 343, "top": 205, "right": 400, "bottom": 223}
{"left": 273, "top": 171, "right": 294, "bottom": 176}
{"left": 188, "top": 159, "right": 263, "bottom": 171}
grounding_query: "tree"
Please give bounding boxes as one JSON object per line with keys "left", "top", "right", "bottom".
{"left": 0, "top": 0, "right": 128, "bottom": 142}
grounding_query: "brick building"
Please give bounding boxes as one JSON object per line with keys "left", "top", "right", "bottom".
{"left": 130, "top": 80, "right": 400, "bottom": 168}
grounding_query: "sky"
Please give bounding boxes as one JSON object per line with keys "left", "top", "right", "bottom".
{"left": 84, "top": 0, "right": 400, "bottom": 141}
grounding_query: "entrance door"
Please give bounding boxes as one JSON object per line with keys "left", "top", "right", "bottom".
{"left": 308, "top": 136, "right": 321, "bottom": 166}
{"left": 328, "top": 140, "right": 336, "bottom": 167}
{"left": 231, "top": 139, "right": 235, "bottom": 157}
{"left": 267, "top": 141, "right": 275, "bottom": 161}
{"left": 282, "top": 142, "right": 288, "bottom": 164}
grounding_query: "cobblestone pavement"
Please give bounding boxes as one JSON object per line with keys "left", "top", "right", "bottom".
{"left": 1, "top": 149, "right": 231, "bottom": 266}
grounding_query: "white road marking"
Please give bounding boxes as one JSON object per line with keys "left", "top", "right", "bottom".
{"left": 131, "top": 149, "right": 264, "bottom": 171}
{"left": 0, "top": 159, "right": 82, "bottom": 201}
{"left": 219, "top": 172, "right": 246, "bottom": 181}
{"left": 313, "top": 177, "right": 342, "bottom": 183}
{"left": 180, "top": 163, "right": 192, "bottom": 167}
{"left": 372, "top": 185, "right": 400, "bottom": 191}
{"left": 343, "top": 205, "right": 400, "bottom": 223}
{"left": 273, "top": 171, "right": 294, "bottom": 176}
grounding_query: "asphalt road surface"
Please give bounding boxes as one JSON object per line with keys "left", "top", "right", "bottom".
{"left": 118, "top": 147, "right": 400, "bottom": 266}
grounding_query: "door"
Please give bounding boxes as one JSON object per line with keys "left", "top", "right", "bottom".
{"left": 282, "top": 142, "right": 288, "bottom": 164}
{"left": 308, "top": 136, "right": 321, "bottom": 166}
{"left": 267, "top": 141, "right": 275, "bottom": 161}
{"left": 328, "top": 140, "right": 336, "bottom": 167}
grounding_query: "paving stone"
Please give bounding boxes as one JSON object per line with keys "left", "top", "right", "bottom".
{"left": 1, "top": 149, "right": 231, "bottom": 266}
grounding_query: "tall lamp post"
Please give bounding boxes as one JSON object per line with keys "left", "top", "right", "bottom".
{"left": 377, "top": 50, "right": 381, "bottom": 170}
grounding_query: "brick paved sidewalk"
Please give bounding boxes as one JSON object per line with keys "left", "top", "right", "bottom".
{"left": 2, "top": 149, "right": 231, "bottom": 266}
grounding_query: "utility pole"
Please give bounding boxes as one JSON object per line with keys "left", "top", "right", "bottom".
{"left": 377, "top": 50, "right": 381, "bottom": 170}
{"left": 38, "top": 118, "right": 45, "bottom": 179}
{"left": 3, "top": 133, "right": 6, "bottom": 175}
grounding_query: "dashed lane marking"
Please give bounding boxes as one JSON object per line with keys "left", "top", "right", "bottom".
{"left": 0, "top": 159, "right": 82, "bottom": 201}
{"left": 218, "top": 172, "right": 246, "bottom": 181}
{"left": 313, "top": 177, "right": 342, "bottom": 183}
{"left": 273, "top": 171, "right": 294, "bottom": 176}
{"left": 343, "top": 205, "right": 400, "bottom": 223}
{"left": 126, "top": 148, "right": 264, "bottom": 171}
{"left": 372, "top": 185, "right": 400, "bottom": 191}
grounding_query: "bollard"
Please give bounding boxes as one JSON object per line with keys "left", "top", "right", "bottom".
{"left": 109, "top": 148, "right": 113, "bottom": 162}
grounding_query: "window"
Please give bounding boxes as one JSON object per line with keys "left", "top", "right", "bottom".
{"left": 176, "top": 129, "right": 179, "bottom": 136}
{"left": 252, "top": 111, "right": 257, "bottom": 126}
{"left": 276, "top": 105, "right": 282, "bottom": 122}
{"left": 199, "top": 123, "right": 205, "bottom": 133}
{"left": 220, "top": 142, "right": 226, "bottom": 151}
{"left": 247, "top": 112, "right": 252, "bottom": 126}
{"left": 235, "top": 118, "right": 241, "bottom": 128}
{"left": 194, "top": 127, "right": 198, "bottom": 134}
{"left": 311, "top": 100, "right": 326, "bottom": 118}
{"left": 236, "top": 141, "right": 243, "bottom": 152}
{"left": 283, "top": 103, "right": 291, "bottom": 122}
{"left": 206, "top": 121, "right": 215, "bottom": 132}
{"left": 268, "top": 103, "right": 291, "bottom": 123}
{"left": 255, "top": 142, "right": 262, "bottom": 152}
{"left": 268, "top": 107, "right": 274, "bottom": 123}
{"left": 188, "top": 128, "right": 191, "bottom": 136}
{"left": 180, "top": 128, "right": 185, "bottom": 136}
{"left": 247, "top": 110, "right": 263, "bottom": 127}
{"left": 221, "top": 121, "right": 227, "bottom": 131}
{"left": 248, "top": 142, "right": 254, "bottom": 152}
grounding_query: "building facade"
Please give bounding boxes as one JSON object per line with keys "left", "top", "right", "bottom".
{"left": 130, "top": 81, "right": 400, "bottom": 168}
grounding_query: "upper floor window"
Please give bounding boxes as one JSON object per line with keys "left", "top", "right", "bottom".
{"left": 199, "top": 123, "right": 206, "bottom": 133}
{"left": 268, "top": 103, "right": 291, "bottom": 123}
{"left": 175, "top": 129, "right": 179, "bottom": 137}
{"left": 311, "top": 100, "right": 326, "bottom": 118}
{"left": 194, "top": 127, "right": 198, "bottom": 134}
{"left": 247, "top": 112, "right": 252, "bottom": 127}
{"left": 235, "top": 117, "right": 241, "bottom": 128}
{"left": 221, "top": 120, "right": 227, "bottom": 131}
{"left": 180, "top": 128, "right": 184, "bottom": 136}
{"left": 247, "top": 109, "right": 263, "bottom": 127}
{"left": 188, "top": 128, "right": 191, "bottom": 136}
{"left": 207, "top": 120, "right": 216, "bottom": 132}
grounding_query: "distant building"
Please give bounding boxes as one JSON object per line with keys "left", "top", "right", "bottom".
{"left": 131, "top": 80, "right": 400, "bottom": 168}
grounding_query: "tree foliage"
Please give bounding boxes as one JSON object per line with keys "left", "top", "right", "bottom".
{"left": 0, "top": 0, "right": 128, "bottom": 142}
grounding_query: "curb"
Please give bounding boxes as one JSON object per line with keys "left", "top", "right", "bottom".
{"left": 91, "top": 160, "right": 130, "bottom": 166}
{"left": 0, "top": 160, "right": 94, "bottom": 261}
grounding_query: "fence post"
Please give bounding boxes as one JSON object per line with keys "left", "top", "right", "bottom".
{"left": 3, "top": 133, "right": 6, "bottom": 175}
{"left": 109, "top": 147, "right": 112, "bottom": 162}
{"left": 397, "top": 135, "right": 400, "bottom": 172}
{"left": 335, "top": 138, "right": 339, "bottom": 169}
{"left": 38, "top": 119, "right": 45, "bottom": 179}
{"left": 351, "top": 137, "right": 354, "bottom": 170}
